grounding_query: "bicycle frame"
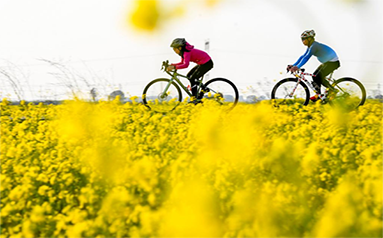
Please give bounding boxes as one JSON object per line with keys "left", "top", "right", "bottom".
{"left": 143, "top": 60, "right": 239, "bottom": 110}
{"left": 291, "top": 70, "right": 335, "bottom": 101}
{"left": 272, "top": 69, "right": 366, "bottom": 109}
{"left": 163, "top": 70, "right": 193, "bottom": 97}
{"left": 161, "top": 60, "right": 207, "bottom": 99}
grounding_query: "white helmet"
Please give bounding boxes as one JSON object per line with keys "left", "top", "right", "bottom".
{"left": 301, "top": 30, "right": 315, "bottom": 39}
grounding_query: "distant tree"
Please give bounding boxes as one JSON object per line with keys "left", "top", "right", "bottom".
{"left": 109, "top": 90, "right": 125, "bottom": 101}
{"left": 90, "top": 88, "right": 97, "bottom": 102}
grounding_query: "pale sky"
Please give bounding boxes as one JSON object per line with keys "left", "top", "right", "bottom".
{"left": 0, "top": 0, "right": 382, "bottom": 101}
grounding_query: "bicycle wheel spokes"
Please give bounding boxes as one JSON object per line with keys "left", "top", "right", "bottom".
{"left": 271, "top": 78, "right": 309, "bottom": 106}
{"left": 203, "top": 78, "right": 239, "bottom": 109}
{"left": 143, "top": 79, "right": 182, "bottom": 113}
{"left": 330, "top": 77, "right": 366, "bottom": 110}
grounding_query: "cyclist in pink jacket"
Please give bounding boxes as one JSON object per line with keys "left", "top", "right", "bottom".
{"left": 167, "top": 38, "right": 213, "bottom": 99}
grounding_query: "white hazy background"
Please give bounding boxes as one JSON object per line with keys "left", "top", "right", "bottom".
{"left": 0, "top": 0, "right": 382, "bottom": 101}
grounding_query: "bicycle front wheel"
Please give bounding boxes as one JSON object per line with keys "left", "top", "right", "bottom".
{"left": 330, "top": 77, "right": 366, "bottom": 110}
{"left": 203, "top": 78, "right": 239, "bottom": 110}
{"left": 271, "top": 78, "right": 310, "bottom": 106}
{"left": 142, "top": 78, "right": 182, "bottom": 113}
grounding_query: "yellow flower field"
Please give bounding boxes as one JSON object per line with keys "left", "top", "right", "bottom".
{"left": 1, "top": 99, "right": 382, "bottom": 237}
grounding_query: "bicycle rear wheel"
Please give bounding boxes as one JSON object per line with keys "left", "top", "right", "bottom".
{"left": 329, "top": 77, "right": 366, "bottom": 110}
{"left": 142, "top": 78, "right": 182, "bottom": 113}
{"left": 202, "top": 78, "right": 239, "bottom": 110}
{"left": 271, "top": 78, "right": 310, "bottom": 106}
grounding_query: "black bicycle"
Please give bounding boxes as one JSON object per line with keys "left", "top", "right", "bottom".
{"left": 142, "top": 61, "right": 239, "bottom": 112}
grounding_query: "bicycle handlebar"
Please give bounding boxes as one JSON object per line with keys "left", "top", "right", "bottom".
{"left": 161, "top": 60, "right": 177, "bottom": 73}
{"left": 286, "top": 66, "right": 306, "bottom": 74}
{"left": 286, "top": 67, "right": 316, "bottom": 77}
{"left": 161, "top": 60, "right": 169, "bottom": 71}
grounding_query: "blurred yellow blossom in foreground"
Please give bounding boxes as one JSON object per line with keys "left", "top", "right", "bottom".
{"left": 1, "top": 99, "right": 382, "bottom": 237}
{"left": 128, "top": 0, "right": 221, "bottom": 31}
{"left": 130, "top": 0, "right": 160, "bottom": 31}
{"left": 127, "top": 0, "right": 366, "bottom": 31}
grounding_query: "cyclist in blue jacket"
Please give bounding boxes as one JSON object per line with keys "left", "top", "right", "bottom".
{"left": 287, "top": 30, "right": 340, "bottom": 101}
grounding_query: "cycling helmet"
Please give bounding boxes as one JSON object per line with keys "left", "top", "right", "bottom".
{"left": 170, "top": 38, "right": 186, "bottom": 48}
{"left": 301, "top": 30, "right": 315, "bottom": 39}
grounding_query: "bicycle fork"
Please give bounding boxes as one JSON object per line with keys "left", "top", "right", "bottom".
{"left": 286, "top": 78, "right": 302, "bottom": 98}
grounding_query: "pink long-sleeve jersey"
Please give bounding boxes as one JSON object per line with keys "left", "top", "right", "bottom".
{"left": 171, "top": 42, "right": 211, "bottom": 69}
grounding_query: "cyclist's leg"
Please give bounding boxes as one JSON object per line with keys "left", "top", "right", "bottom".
{"left": 187, "top": 65, "right": 200, "bottom": 97}
{"left": 188, "top": 60, "right": 214, "bottom": 98}
{"left": 316, "top": 61, "right": 341, "bottom": 91}
{"left": 313, "top": 65, "right": 324, "bottom": 94}
{"left": 186, "top": 65, "right": 199, "bottom": 95}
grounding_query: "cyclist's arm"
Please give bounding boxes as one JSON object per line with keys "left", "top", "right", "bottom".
{"left": 293, "top": 47, "right": 313, "bottom": 68}
{"left": 171, "top": 52, "right": 191, "bottom": 69}
{"left": 292, "top": 55, "right": 304, "bottom": 66}
{"left": 171, "top": 61, "right": 183, "bottom": 67}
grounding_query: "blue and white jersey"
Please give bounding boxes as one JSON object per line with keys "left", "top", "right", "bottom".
{"left": 293, "top": 41, "right": 339, "bottom": 68}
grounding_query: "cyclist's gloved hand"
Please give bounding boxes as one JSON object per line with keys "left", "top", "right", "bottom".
{"left": 286, "top": 65, "right": 293, "bottom": 72}
{"left": 167, "top": 65, "right": 175, "bottom": 71}
{"left": 289, "top": 66, "right": 299, "bottom": 73}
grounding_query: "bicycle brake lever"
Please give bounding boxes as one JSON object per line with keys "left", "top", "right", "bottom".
{"left": 161, "top": 60, "right": 169, "bottom": 71}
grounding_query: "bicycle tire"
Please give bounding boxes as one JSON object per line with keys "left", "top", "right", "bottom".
{"left": 202, "top": 78, "right": 239, "bottom": 109}
{"left": 329, "top": 77, "right": 366, "bottom": 109}
{"left": 271, "top": 78, "right": 310, "bottom": 106}
{"left": 142, "top": 78, "right": 182, "bottom": 112}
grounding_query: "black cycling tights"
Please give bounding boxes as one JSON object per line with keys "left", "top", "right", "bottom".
{"left": 313, "top": 61, "right": 340, "bottom": 94}
{"left": 187, "top": 59, "right": 214, "bottom": 97}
